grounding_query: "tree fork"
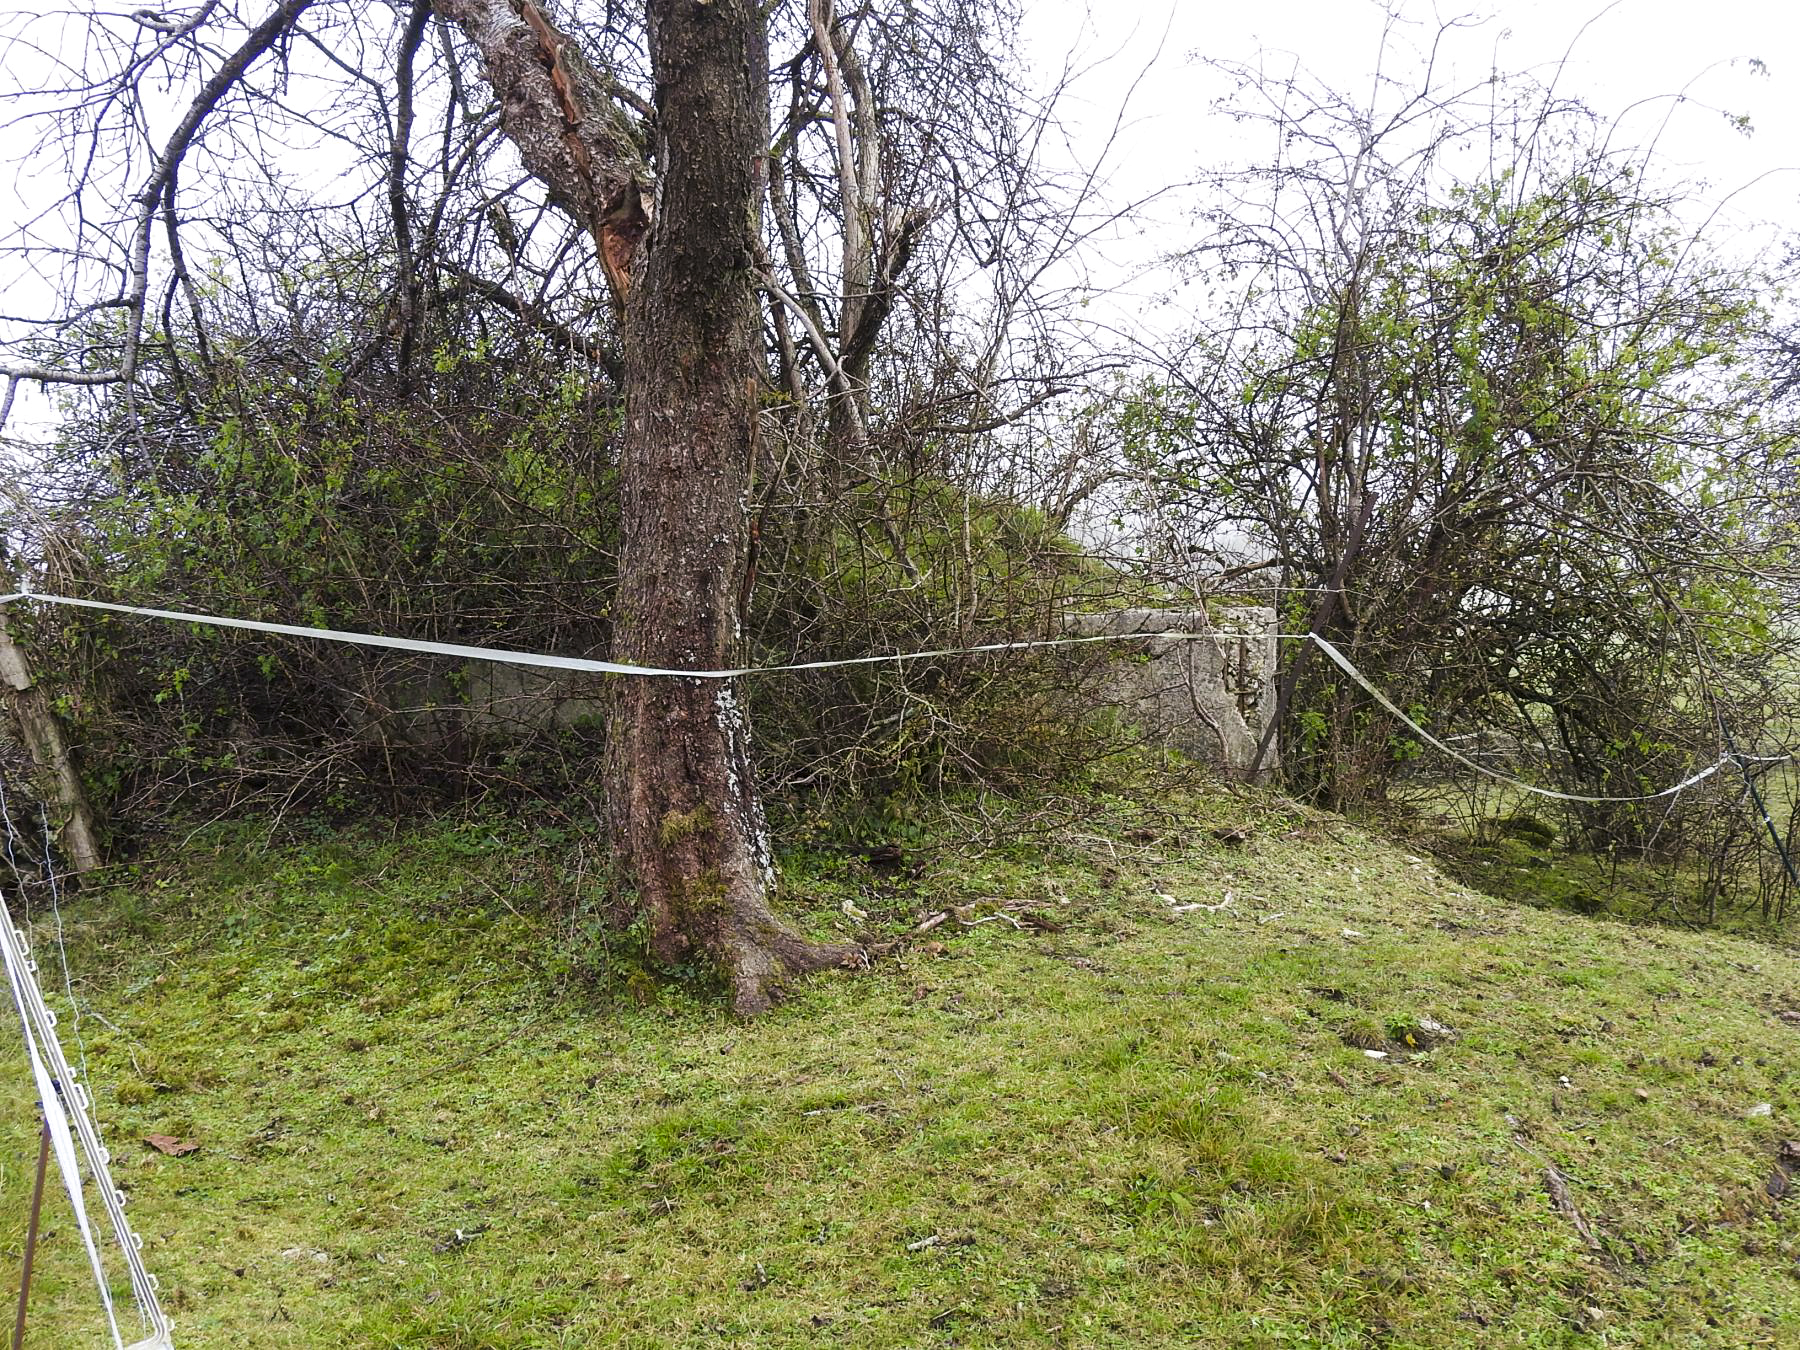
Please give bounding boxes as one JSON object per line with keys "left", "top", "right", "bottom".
{"left": 440, "top": 0, "right": 860, "bottom": 1011}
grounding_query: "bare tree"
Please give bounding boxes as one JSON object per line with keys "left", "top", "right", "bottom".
{"left": 1112, "top": 14, "right": 1799, "bottom": 817}
{"left": 0, "top": 0, "right": 1128, "bottom": 1010}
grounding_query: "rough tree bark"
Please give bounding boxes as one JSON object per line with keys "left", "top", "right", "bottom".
{"left": 605, "top": 0, "right": 859, "bottom": 1014}
{"left": 434, "top": 0, "right": 651, "bottom": 311}
{"left": 442, "top": 0, "right": 859, "bottom": 1013}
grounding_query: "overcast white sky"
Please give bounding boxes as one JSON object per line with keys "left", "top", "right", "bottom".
{"left": 3, "top": 0, "right": 1794, "bottom": 440}
{"left": 1016, "top": 0, "right": 1800, "bottom": 320}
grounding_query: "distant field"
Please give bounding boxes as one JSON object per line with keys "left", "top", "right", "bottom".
{"left": 3, "top": 782, "right": 1799, "bottom": 1346}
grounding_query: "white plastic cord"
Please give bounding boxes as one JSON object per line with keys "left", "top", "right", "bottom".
{"left": 1, "top": 902, "right": 172, "bottom": 1345}
{"left": 1, "top": 589, "right": 1785, "bottom": 806}
{"left": 42, "top": 808, "right": 97, "bottom": 1122}
{"left": 0, "top": 926, "right": 124, "bottom": 1346}
{"left": 0, "top": 776, "right": 173, "bottom": 1346}
{"left": 1309, "top": 634, "right": 1779, "bottom": 804}
{"left": 0, "top": 590, "right": 1250, "bottom": 679}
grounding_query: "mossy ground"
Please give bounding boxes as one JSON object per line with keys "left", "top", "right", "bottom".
{"left": 2, "top": 782, "right": 1799, "bottom": 1347}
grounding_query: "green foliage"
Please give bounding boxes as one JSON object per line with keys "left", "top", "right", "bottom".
{"left": 13, "top": 325, "right": 622, "bottom": 828}
{"left": 1128, "top": 85, "right": 1797, "bottom": 834}
{"left": 14, "top": 305, "right": 1137, "bottom": 839}
{"left": 747, "top": 475, "right": 1148, "bottom": 826}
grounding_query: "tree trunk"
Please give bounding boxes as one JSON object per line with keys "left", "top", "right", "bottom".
{"left": 602, "top": 0, "right": 858, "bottom": 1015}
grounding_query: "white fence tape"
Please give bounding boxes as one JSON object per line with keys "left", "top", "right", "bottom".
{"left": 1310, "top": 634, "right": 1782, "bottom": 804}
{"left": 2, "top": 589, "right": 1785, "bottom": 805}
{"left": 0, "top": 590, "right": 1238, "bottom": 679}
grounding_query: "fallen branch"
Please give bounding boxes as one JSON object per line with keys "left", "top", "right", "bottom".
{"left": 1543, "top": 1164, "right": 1607, "bottom": 1255}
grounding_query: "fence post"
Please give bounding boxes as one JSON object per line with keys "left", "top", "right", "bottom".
{"left": 0, "top": 604, "right": 102, "bottom": 875}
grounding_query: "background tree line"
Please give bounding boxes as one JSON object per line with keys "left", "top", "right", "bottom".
{"left": 0, "top": 2, "right": 1796, "bottom": 991}
{"left": 1094, "top": 39, "right": 1798, "bottom": 877}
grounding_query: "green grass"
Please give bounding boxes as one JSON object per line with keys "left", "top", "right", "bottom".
{"left": 1399, "top": 774, "right": 1800, "bottom": 934}
{"left": 3, "top": 784, "right": 1799, "bottom": 1347}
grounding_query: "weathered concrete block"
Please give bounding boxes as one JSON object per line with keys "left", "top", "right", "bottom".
{"left": 364, "top": 608, "right": 1278, "bottom": 781}
{"left": 353, "top": 663, "right": 606, "bottom": 750}
{"left": 1064, "top": 607, "right": 1278, "bottom": 778}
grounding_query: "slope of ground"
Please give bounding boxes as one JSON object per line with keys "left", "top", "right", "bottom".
{"left": 2, "top": 784, "right": 1798, "bottom": 1347}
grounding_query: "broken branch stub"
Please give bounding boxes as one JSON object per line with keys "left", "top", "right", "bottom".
{"left": 435, "top": 0, "right": 651, "bottom": 311}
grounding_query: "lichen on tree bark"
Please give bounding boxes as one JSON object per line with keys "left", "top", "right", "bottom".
{"left": 440, "top": 0, "right": 859, "bottom": 1012}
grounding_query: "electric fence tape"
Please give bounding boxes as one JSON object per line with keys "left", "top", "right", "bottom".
{"left": 0, "top": 590, "right": 1264, "bottom": 679}
{"left": 1, "top": 588, "right": 1787, "bottom": 806}
{"left": 0, "top": 826, "right": 173, "bottom": 1348}
{"left": 1309, "top": 633, "right": 1784, "bottom": 804}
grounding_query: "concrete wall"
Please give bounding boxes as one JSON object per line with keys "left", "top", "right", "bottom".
{"left": 364, "top": 663, "right": 607, "bottom": 749}
{"left": 1063, "top": 608, "right": 1278, "bottom": 778}
{"left": 369, "top": 608, "right": 1280, "bottom": 778}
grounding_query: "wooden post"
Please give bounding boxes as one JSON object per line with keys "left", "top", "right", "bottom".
{"left": 0, "top": 604, "right": 102, "bottom": 875}
{"left": 11, "top": 1116, "right": 50, "bottom": 1350}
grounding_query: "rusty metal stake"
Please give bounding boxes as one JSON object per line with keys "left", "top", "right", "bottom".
{"left": 12, "top": 1115, "right": 50, "bottom": 1350}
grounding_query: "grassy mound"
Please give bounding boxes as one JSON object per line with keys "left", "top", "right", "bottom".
{"left": 3, "top": 785, "right": 1799, "bottom": 1346}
